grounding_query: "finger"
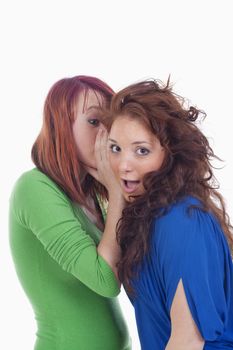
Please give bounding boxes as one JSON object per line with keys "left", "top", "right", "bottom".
{"left": 85, "top": 166, "right": 99, "bottom": 181}
{"left": 100, "top": 129, "right": 108, "bottom": 162}
{"left": 100, "top": 129, "right": 108, "bottom": 161}
{"left": 95, "top": 128, "right": 103, "bottom": 163}
{"left": 99, "top": 124, "right": 107, "bottom": 132}
{"left": 96, "top": 128, "right": 107, "bottom": 163}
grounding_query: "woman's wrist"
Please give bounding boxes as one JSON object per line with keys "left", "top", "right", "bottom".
{"left": 108, "top": 191, "right": 125, "bottom": 211}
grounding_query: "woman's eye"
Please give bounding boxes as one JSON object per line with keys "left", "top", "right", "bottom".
{"left": 136, "top": 148, "right": 149, "bottom": 155}
{"left": 88, "top": 119, "right": 100, "bottom": 127}
{"left": 110, "top": 144, "right": 121, "bottom": 153}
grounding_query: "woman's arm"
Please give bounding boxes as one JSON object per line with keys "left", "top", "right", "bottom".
{"left": 87, "top": 129, "right": 125, "bottom": 282}
{"left": 165, "top": 280, "right": 204, "bottom": 350}
{"left": 10, "top": 169, "right": 121, "bottom": 297}
{"left": 97, "top": 189, "right": 124, "bottom": 282}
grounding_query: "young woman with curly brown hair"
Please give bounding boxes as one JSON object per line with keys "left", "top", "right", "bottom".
{"left": 96, "top": 79, "right": 233, "bottom": 349}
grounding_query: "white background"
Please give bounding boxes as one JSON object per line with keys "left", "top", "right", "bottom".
{"left": 1, "top": 1, "right": 233, "bottom": 349}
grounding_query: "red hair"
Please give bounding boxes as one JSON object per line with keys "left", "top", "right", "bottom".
{"left": 31, "top": 75, "right": 114, "bottom": 205}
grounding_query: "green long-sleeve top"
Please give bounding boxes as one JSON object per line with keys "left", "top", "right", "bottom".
{"left": 9, "top": 168, "right": 131, "bottom": 350}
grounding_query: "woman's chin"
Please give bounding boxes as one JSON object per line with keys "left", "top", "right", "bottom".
{"left": 124, "top": 189, "right": 144, "bottom": 202}
{"left": 124, "top": 193, "right": 137, "bottom": 203}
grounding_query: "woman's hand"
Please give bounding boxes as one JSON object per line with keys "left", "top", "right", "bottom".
{"left": 88, "top": 128, "right": 122, "bottom": 197}
{"left": 91, "top": 128, "right": 125, "bottom": 281}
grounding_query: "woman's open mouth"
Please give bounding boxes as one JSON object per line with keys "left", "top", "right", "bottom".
{"left": 121, "top": 179, "right": 141, "bottom": 193}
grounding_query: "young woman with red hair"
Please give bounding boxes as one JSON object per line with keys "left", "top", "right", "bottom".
{"left": 9, "top": 76, "right": 131, "bottom": 350}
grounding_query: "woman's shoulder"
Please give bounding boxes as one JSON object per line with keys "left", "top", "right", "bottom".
{"left": 152, "top": 196, "right": 229, "bottom": 267}
{"left": 15, "top": 168, "right": 51, "bottom": 184}
{"left": 153, "top": 195, "right": 226, "bottom": 249}
{"left": 152, "top": 196, "right": 219, "bottom": 242}
{"left": 9, "top": 168, "right": 74, "bottom": 225}
{"left": 10, "top": 168, "right": 68, "bottom": 206}
{"left": 12, "top": 168, "right": 59, "bottom": 193}
{"left": 157, "top": 195, "right": 203, "bottom": 226}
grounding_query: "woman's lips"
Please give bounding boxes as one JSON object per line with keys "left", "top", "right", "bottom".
{"left": 121, "top": 179, "right": 140, "bottom": 193}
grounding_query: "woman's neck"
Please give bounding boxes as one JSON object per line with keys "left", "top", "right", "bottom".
{"left": 81, "top": 195, "right": 104, "bottom": 231}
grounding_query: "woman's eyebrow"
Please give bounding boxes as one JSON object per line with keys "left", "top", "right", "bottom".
{"left": 108, "top": 138, "right": 117, "bottom": 143}
{"left": 86, "top": 106, "right": 99, "bottom": 112}
{"left": 108, "top": 138, "right": 151, "bottom": 146}
{"left": 132, "top": 141, "right": 151, "bottom": 145}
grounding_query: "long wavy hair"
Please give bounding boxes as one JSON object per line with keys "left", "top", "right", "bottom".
{"left": 105, "top": 79, "right": 233, "bottom": 294}
{"left": 31, "top": 75, "right": 114, "bottom": 208}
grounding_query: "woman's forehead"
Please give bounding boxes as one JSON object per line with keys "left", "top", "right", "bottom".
{"left": 81, "top": 89, "right": 105, "bottom": 112}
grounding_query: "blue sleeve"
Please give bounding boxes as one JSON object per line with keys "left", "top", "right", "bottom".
{"left": 155, "top": 201, "right": 232, "bottom": 341}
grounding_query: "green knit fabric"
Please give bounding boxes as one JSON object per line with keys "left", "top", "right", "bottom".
{"left": 9, "top": 169, "right": 131, "bottom": 350}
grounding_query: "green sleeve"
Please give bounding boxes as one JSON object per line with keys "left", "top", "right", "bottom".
{"left": 10, "top": 170, "right": 120, "bottom": 297}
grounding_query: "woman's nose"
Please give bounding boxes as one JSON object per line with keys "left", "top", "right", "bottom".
{"left": 119, "top": 156, "right": 133, "bottom": 174}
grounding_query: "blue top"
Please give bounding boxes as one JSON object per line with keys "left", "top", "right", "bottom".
{"left": 130, "top": 196, "right": 233, "bottom": 349}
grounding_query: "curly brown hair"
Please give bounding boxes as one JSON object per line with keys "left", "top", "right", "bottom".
{"left": 104, "top": 79, "right": 233, "bottom": 294}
